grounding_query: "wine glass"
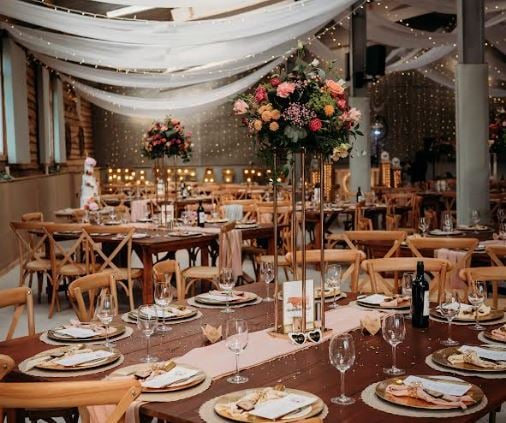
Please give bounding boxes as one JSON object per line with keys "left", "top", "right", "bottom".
{"left": 401, "top": 273, "right": 413, "bottom": 320}
{"left": 468, "top": 281, "right": 487, "bottom": 331}
{"left": 95, "top": 293, "right": 117, "bottom": 350}
{"left": 328, "top": 333, "right": 356, "bottom": 405}
{"left": 326, "top": 265, "right": 342, "bottom": 309}
{"left": 137, "top": 305, "right": 159, "bottom": 363}
{"left": 418, "top": 217, "right": 429, "bottom": 237}
{"left": 499, "top": 222, "right": 506, "bottom": 240}
{"left": 440, "top": 291, "right": 461, "bottom": 345}
{"left": 471, "top": 209, "right": 481, "bottom": 228}
{"left": 382, "top": 314, "right": 406, "bottom": 375}
{"left": 154, "top": 278, "right": 173, "bottom": 333}
{"left": 225, "top": 319, "right": 249, "bottom": 384}
{"left": 219, "top": 268, "right": 235, "bottom": 314}
{"left": 260, "top": 261, "right": 275, "bottom": 302}
{"left": 181, "top": 211, "right": 190, "bottom": 227}
{"left": 442, "top": 212, "right": 453, "bottom": 232}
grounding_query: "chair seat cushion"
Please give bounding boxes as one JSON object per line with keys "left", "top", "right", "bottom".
{"left": 26, "top": 259, "right": 52, "bottom": 272}
{"left": 59, "top": 263, "right": 89, "bottom": 276}
{"left": 182, "top": 266, "right": 220, "bottom": 279}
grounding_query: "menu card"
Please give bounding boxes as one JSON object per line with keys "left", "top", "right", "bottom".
{"left": 282, "top": 280, "right": 314, "bottom": 333}
{"left": 249, "top": 394, "right": 316, "bottom": 420}
{"left": 141, "top": 366, "right": 199, "bottom": 389}
{"left": 403, "top": 376, "right": 471, "bottom": 396}
{"left": 54, "top": 350, "right": 114, "bottom": 367}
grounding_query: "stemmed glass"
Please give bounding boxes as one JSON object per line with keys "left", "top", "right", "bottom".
{"left": 468, "top": 281, "right": 487, "bottom": 331}
{"left": 219, "top": 268, "right": 235, "bottom": 314}
{"left": 326, "top": 264, "right": 342, "bottom": 309}
{"left": 154, "top": 277, "right": 173, "bottom": 333}
{"left": 442, "top": 212, "right": 453, "bottom": 232}
{"left": 418, "top": 217, "right": 429, "bottom": 237}
{"left": 401, "top": 273, "right": 413, "bottom": 319}
{"left": 382, "top": 314, "right": 406, "bottom": 375}
{"left": 471, "top": 209, "right": 481, "bottom": 233}
{"left": 95, "top": 293, "right": 117, "bottom": 350}
{"left": 440, "top": 291, "right": 461, "bottom": 345}
{"left": 225, "top": 319, "right": 249, "bottom": 384}
{"left": 499, "top": 222, "right": 506, "bottom": 240}
{"left": 137, "top": 305, "right": 159, "bottom": 363}
{"left": 260, "top": 261, "right": 275, "bottom": 302}
{"left": 328, "top": 333, "right": 356, "bottom": 405}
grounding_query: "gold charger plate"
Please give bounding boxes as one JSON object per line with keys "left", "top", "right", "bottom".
{"left": 375, "top": 375, "right": 483, "bottom": 410}
{"left": 194, "top": 291, "right": 257, "bottom": 306}
{"left": 206, "top": 218, "right": 229, "bottom": 224}
{"left": 432, "top": 346, "right": 506, "bottom": 373}
{"left": 278, "top": 288, "right": 341, "bottom": 300}
{"left": 357, "top": 298, "right": 410, "bottom": 310}
{"left": 47, "top": 324, "right": 126, "bottom": 343}
{"left": 430, "top": 309, "right": 504, "bottom": 323}
{"left": 131, "top": 306, "right": 198, "bottom": 322}
{"left": 35, "top": 346, "right": 121, "bottom": 371}
{"left": 111, "top": 363, "right": 206, "bottom": 393}
{"left": 213, "top": 388, "right": 324, "bottom": 423}
{"left": 483, "top": 328, "right": 506, "bottom": 344}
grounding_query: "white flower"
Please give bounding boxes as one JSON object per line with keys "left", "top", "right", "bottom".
{"left": 311, "top": 59, "right": 320, "bottom": 67}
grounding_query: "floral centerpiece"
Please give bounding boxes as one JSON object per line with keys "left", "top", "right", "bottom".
{"left": 233, "top": 53, "right": 362, "bottom": 160}
{"left": 489, "top": 108, "right": 506, "bottom": 155}
{"left": 141, "top": 116, "right": 192, "bottom": 162}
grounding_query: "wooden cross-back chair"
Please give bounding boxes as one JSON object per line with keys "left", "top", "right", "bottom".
{"left": 385, "top": 193, "right": 420, "bottom": 231}
{"left": 0, "top": 355, "right": 15, "bottom": 423}
{"left": 361, "top": 257, "right": 451, "bottom": 299}
{"left": 10, "top": 221, "right": 53, "bottom": 303}
{"left": 153, "top": 259, "right": 183, "bottom": 300}
{"left": 21, "top": 212, "right": 43, "bottom": 222}
{"left": 68, "top": 272, "right": 119, "bottom": 322}
{"left": 0, "top": 287, "right": 35, "bottom": 340}
{"left": 459, "top": 266, "right": 505, "bottom": 310}
{"left": 354, "top": 205, "right": 373, "bottom": 231}
{"left": 72, "top": 209, "right": 87, "bottom": 223}
{"left": 181, "top": 221, "right": 236, "bottom": 298}
{"left": 44, "top": 223, "right": 90, "bottom": 318}
{"left": 407, "top": 236, "right": 478, "bottom": 301}
{"left": 83, "top": 225, "right": 142, "bottom": 310}
{"left": 285, "top": 249, "right": 365, "bottom": 293}
{"left": 0, "top": 379, "right": 141, "bottom": 423}
{"left": 486, "top": 244, "right": 506, "bottom": 267}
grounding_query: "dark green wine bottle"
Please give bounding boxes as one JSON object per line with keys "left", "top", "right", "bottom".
{"left": 411, "top": 261, "right": 429, "bottom": 328}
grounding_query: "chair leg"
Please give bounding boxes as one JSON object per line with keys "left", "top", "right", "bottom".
{"left": 48, "top": 276, "right": 61, "bottom": 318}
{"left": 37, "top": 272, "right": 44, "bottom": 304}
{"left": 128, "top": 278, "right": 135, "bottom": 311}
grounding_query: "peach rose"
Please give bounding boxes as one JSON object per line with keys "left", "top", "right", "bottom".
{"left": 271, "top": 109, "right": 281, "bottom": 120}
{"left": 269, "top": 122, "right": 279, "bottom": 131}
{"left": 233, "top": 99, "right": 249, "bottom": 115}
{"left": 276, "top": 82, "right": 296, "bottom": 98}
{"left": 325, "top": 79, "right": 345, "bottom": 97}
{"left": 261, "top": 111, "right": 272, "bottom": 122}
{"left": 253, "top": 120, "right": 263, "bottom": 131}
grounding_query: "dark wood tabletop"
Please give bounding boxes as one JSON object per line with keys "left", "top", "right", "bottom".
{"left": 1, "top": 283, "right": 504, "bottom": 422}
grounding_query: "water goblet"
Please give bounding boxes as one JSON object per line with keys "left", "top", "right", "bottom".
{"left": 382, "top": 314, "right": 406, "bottom": 375}
{"left": 95, "top": 293, "right": 117, "bottom": 350}
{"left": 468, "top": 281, "right": 487, "bottom": 331}
{"left": 326, "top": 264, "right": 342, "bottom": 309}
{"left": 439, "top": 291, "right": 461, "bottom": 345}
{"left": 154, "top": 278, "right": 173, "bottom": 333}
{"left": 471, "top": 209, "right": 481, "bottom": 233}
{"left": 260, "top": 261, "right": 275, "bottom": 302}
{"left": 401, "top": 273, "right": 413, "bottom": 319}
{"left": 328, "top": 333, "right": 356, "bottom": 405}
{"left": 137, "top": 305, "right": 159, "bottom": 363}
{"left": 219, "top": 268, "right": 235, "bottom": 314}
{"left": 225, "top": 319, "right": 249, "bottom": 384}
{"left": 418, "top": 217, "right": 429, "bottom": 237}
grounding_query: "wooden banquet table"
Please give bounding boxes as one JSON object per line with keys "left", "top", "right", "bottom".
{"left": 1, "top": 283, "right": 505, "bottom": 422}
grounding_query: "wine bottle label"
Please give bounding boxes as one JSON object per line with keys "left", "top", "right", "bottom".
{"left": 199, "top": 212, "right": 206, "bottom": 223}
{"left": 423, "top": 291, "right": 430, "bottom": 316}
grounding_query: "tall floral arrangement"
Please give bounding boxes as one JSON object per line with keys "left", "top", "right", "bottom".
{"left": 489, "top": 108, "right": 506, "bottom": 155}
{"left": 141, "top": 116, "right": 192, "bottom": 162}
{"left": 233, "top": 54, "right": 362, "bottom": 160}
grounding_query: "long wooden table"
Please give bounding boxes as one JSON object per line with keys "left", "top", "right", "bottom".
{"left": 1, "top": 284, "right": 504, "bottom": 422}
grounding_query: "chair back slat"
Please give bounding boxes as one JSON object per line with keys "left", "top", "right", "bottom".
{"left": 459, "top": 266, "right": 506, "bottom": 309}
{"left": 153, "top": 259, "right": 182, "bottom": 300}
{"left": 0, "top": 287, "right": 35, "bottom": 340}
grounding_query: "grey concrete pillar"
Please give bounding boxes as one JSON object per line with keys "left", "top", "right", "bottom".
{"left": 455, "top": 0, "right": 490, "bottom": 224}
{"left": 455, "top": 64, "right": 490, "bottom": 225}
{"left": 349, "top": 2, "right": 370, "bottom": 194}
{"left": 349, "top": 96, "right": 371, "bottom": 193}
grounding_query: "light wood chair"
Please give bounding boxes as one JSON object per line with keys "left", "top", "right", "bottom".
{"left": 0, "top": 379, "right": 141, "bottom": 423}
{"left": 181, "top": 221, "right": 236, "bottom": 298}
{"left": 44, "top": 223, "right": 90, "bottom": 318}
{"left": 285, "top": 249, "right": 365, "bottom": 293}
{"left": 72, "top": 209, "right": 87, "bottom": 223}
{"left": 361, "top": 257, "right": 451, "bottom": 298}
{"left": 459, "top": 267, "right": 506, "bottom": 310}
{"left": 0, "top": 355, "right": 14, "bottom": 380}
{"left": 486, "top": 244, "right": 506, "bottom": 267}
{"left": 354, "top": 205, "right": 373, "bottom": 231}
{"left": 153, "top": 259, "right": 183, "bottom": 300}
{"left": 10, "top": 221, "right": 53, "bottom": 303}
{"left": 68, "top": 272, "right": 119, "bottom": 322}
{"left": 21, "top": 212, "right": 43, "bottom": 222}
{"left": 0, "top": 287, "right": 35, "bottom": 340}
{"left": 83, "top": 225, "right": 143, "bottom": 310}
{"left": 407, "top": 236, "right": 478, "bottom": 301}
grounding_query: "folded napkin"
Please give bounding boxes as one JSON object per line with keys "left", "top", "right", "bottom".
{"left": 54, "top": 327, "right": 98, "bottom": 339}
{"left": 140, "top": 306, "right": 186, "bottom": 319}
{"left": 380, "top": 296, "right": 410, "bottom": 308}
{"left": 448, "top": 348, "right": 506, "bottom": 370}
{"left": 491, "top": 325, "right": 506, "bottom": 341}
{"left": 141, "top": 366, "right": 199, "bottom": 389}
{"left": 457, "top": 303, "right": 491, "bottom": 320}
{"left": 201, "top": 324, "right": 222, "bottom": 344}
{"left": 358, "top": 294, "right": 387, "bottom": 305}
{"left": 360, "top": 312, "right": 381, "bottom": 335}
{"left": 54, "top": 350, "right": 114, "bottom": 367}
{"left": 248, "top": 394, "right": 317, "bottom": 420}
{"left": 200, "top": 290, "right": 244, "bottom": 302}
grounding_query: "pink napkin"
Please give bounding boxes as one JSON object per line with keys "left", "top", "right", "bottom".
{"left": 130, "top": 199, "right": 151, "bottom": 222}
{"left": 435, "top": 248, "right": 467, "bottom": 289}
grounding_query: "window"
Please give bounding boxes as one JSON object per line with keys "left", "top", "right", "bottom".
{"left": 0, "top": 41, "right": 6, "bottom": 160}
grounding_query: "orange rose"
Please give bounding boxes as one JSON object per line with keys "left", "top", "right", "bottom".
{"left": 269, "top": 121, "right": 279, "bottom": 131}
{"left": 271, "top": 109, "right": 281, "bottom": 120}
{"left": 325, "top": 79, "right": 345, "bottom": 97}
{"left": 261, "top": 110, "right": 272, "bottom": 122}
{"left": 324, "top": 104, "right": 335, "bottom": 117}
{"left": 253, "top": 120, "right": 263, "bottom": 131}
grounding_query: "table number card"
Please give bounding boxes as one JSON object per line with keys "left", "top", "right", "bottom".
{"left": 282, "top": 280, "right": 315, "bottom": 333}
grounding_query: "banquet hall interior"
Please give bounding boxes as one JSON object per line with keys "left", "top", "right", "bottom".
{"left": 0, "top": 0, "right": 506, "bottom": 422}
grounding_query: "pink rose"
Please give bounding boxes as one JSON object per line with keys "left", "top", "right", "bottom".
{"left": 233, "top": 99, "right": 249, "bottom": 115}
{"left": 325, "top": 79, "right": 345, "bottom": 97}
{"left": 270, "top": 77, "right": 281, "bottom": 87}
{"left": 337, "top": 99, "right": 347, "bottom": 110}
{"left": 348, "top": 107, "right": 361, "bottom": 123}
{"left": 309, "top": 118, "right": 322, "bottom": 132}
{"left": 255, "top": 86, "right": 267, "bottom": 103}
{"left": 88, "top": 201, "right": 99, "bottom": 211}
{"left": 276, "top": 82, "right": 296, "bottom": 98}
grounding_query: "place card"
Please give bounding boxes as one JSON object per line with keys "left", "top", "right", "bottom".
{"left": 141, "top": 366, "right": 199, "bottom": 389}
{"left": 249, "top": 394, "right": 316, "bottom": 420}
{"left": 459, "top": 346, "right": 506, "bottom": 361}
{"left": 54, "top": 327, "right": 98, "bottom": 338}
{"left": 54, "top": 350, "right": 115, "bottom": 367}
{"left": 403, "top": 376, "right": 471, "bottom": 397}
{"left": 282, "top": 280, "right": 314, "bottom": 333}
{"left": 358, "top": 294, "right": 387, "bottom": 305}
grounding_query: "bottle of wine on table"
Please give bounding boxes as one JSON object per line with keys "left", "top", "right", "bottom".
{"left": 411, "top": 261, "right": 429, "bottom": 328}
